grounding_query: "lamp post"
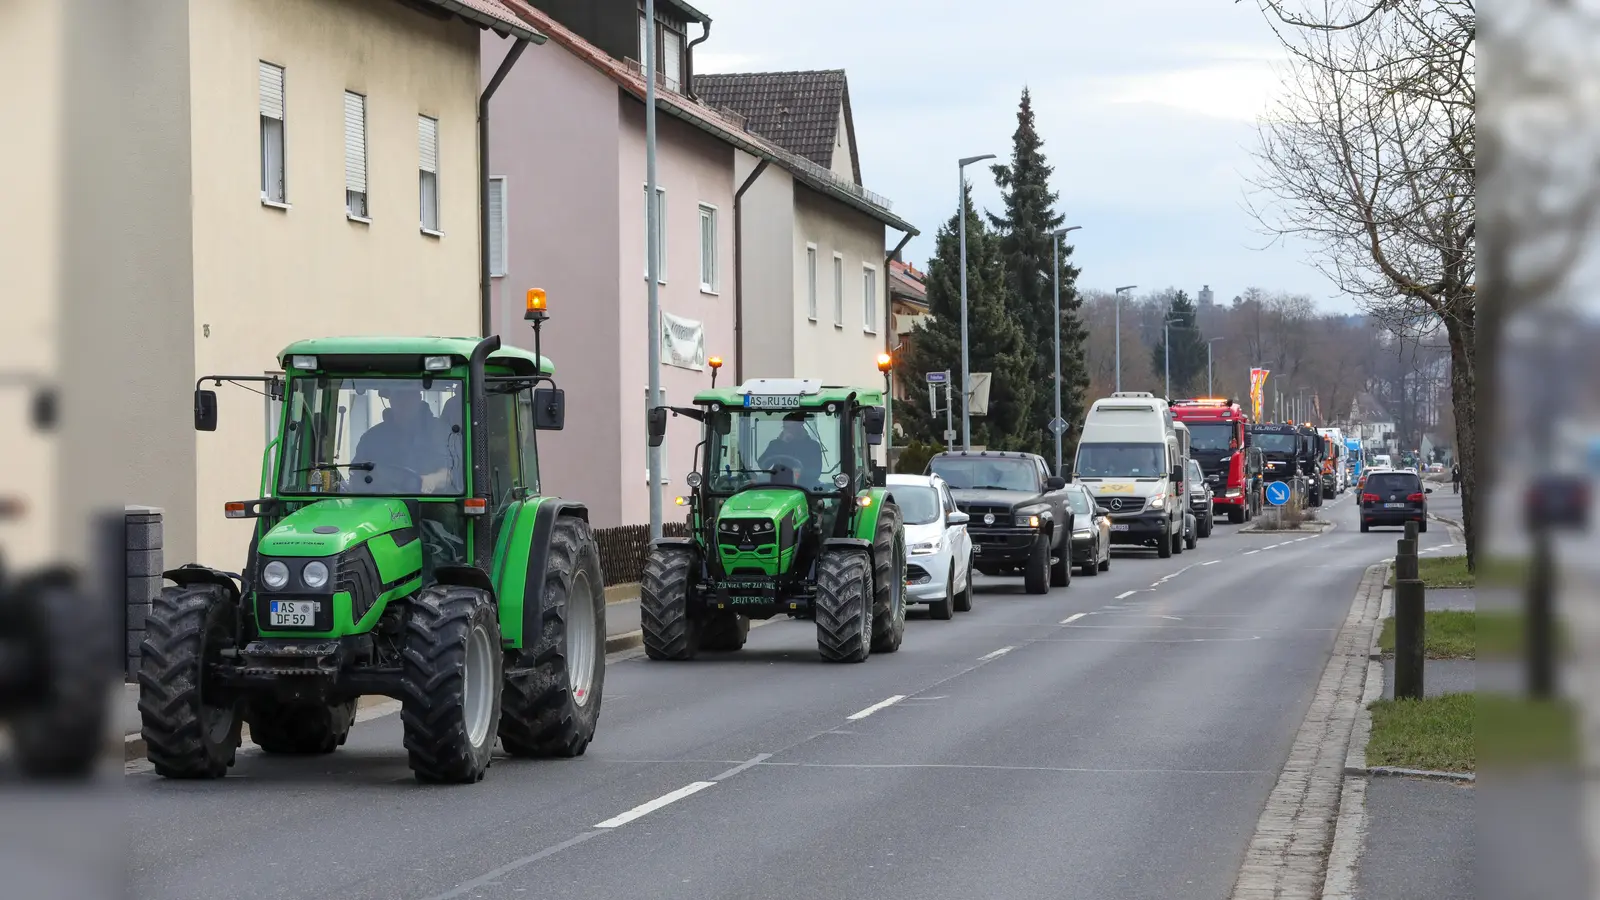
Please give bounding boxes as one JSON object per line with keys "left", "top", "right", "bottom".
{"left": 644, "top": 0, "right": 662, "bottom": 539}
{"left": 1114, "top": 285, "right": 1137, "bottom": 392}
{"left": 1206, "top": 337, "right": 1225, "bottom": 396}
{"left": 1162, "top": 314, "right": 1184, "bottom": 400}
{"left": 1052, "top": 225, "right": 1082, "bottom": 476}
{"left": 958, "top": 154, "right": 995, "bottom": 450}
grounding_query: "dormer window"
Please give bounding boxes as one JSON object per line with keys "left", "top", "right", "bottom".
{"left": 638, "top": 5, "right": 687, "bottom": 91}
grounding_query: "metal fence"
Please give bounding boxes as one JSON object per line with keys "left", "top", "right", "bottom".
{"left": 593, "top": 522, "right": 689, "bottom": 587}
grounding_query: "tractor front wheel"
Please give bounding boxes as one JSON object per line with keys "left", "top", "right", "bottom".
{"left": 815, "top": 550, "right": 872, "bottom": 663}
{"left": 400, "top": 584, "right": 503, "bottom": 784}
{"left": 244, "top": 697, "right": 355, "bottom": 755}
{"left": 639, "top": 544, "right": 700, "bottom": 661}
{"left": 500, "top": 516, "right": 607, "bottom": 758}
{"left": 869, "top": 501, "right": 906, "bottom": 654}
{"left": 138, "top": 584, "right": 243, "bottom": 779}
{"left": 10, "top": 580, "right": 112, "bottom": 778}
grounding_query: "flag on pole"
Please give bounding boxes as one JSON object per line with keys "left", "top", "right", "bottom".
{"left": 1249, "top": 368, "right": 1270, "bottom": 421}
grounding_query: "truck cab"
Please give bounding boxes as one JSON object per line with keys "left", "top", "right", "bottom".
{"left": 1073, "top": 392, "right": 1186, "bottom": 559}
{"left": 1170, "top": 397, "right": 1257, "bottom": 524}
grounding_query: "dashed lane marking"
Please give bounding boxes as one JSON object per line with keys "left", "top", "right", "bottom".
{"left": 978, "top": 646, "right": 1015, "bottom": 662}
{"left": 1061, "top": 613, "right": 1088, "bottom": 624}
{"left": 846, "top": 695, "right": 906, "bottom": 721}
{"left": 593, "top": 781, "right": 717, "bottom": 829}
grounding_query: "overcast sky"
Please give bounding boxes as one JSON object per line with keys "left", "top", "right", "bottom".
{"left": 692, "top": 0, "right": 1345, "bottom": 310}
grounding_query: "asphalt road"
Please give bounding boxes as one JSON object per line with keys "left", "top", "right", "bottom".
{"left": 123, "top": 494, "right": 1457, "bottom": 900}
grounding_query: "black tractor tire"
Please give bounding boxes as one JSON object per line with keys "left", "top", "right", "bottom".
{"left": 928, "top": 575, "right": 955, "bottom": 621}
{"left": 138, "top": 584, "right": 243, "bottom": 779}
{"left": 1049, "top": 536, "right": 1072, "bottom": 588}
{"left": 869, "top": 502, "right": 907, "bottom": 654}
{"left": 1023, "top": 537, "right": 1050, "bottom": 594}
{"left": 816, "top": 550, "right": 873, "bottom": 663}
{"left": 1229, "top": 505, "right": 1245, "bottom": 524}
{"left": 953, "top": 558, "right": 974, "bottom": 613}
{"left": 701, "top": 614, "right": 750, "bottom": 651}
{"left": 499, "top": 516, "right": 607, "bottom": 759}
{"left": 244, "top": 697, "right": 356, "bottom": 755}
{"left": 640, "top": 544, "right": 700, "bottom": 661}
{"left": 11, "top": 581, "right": 112, "bottom": 778}
{"left": 1156, "top": 528, "right": 1174, "bottom": 558}
{"left": 400, "top": 584, "right": 503, "bottom": 783}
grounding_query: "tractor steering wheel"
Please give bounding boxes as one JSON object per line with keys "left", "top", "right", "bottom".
{"left": 765, "top": 454, "right": 805, "bottom": 484}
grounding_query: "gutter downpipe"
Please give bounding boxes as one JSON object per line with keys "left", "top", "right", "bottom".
{"left": 732, "top": 158, "right": 770, "bottom": 384}
{"left": 480, "top": 38, "right": 530, "bottom": 338}
{"left": 685, "top": 20, "right": 712, "bottom": 101}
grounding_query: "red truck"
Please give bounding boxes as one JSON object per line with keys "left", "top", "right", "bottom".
{"left": 1170, "top": 398, "right": 1261, "bottom": 523}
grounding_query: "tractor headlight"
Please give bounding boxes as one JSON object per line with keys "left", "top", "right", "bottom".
{"left": 262, "top": 560, "right": 289, "bottom": 590}
{"left": 833, "top": 472, "right": 851, "bottom": 489}
{"left": 910, "top": 541, "right": 939, "bottom": 556}
{"left": 302, "top": 560, "right": 330, "bottom": 589}
{"left": 686, "top": 471, "right": 703, "bottom": 489}
{"left": 1015, "top": 514, "right": 1041, "bottom": 528}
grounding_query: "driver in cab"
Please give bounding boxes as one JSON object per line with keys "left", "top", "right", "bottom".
{"left": 759, "top": 411, "right": 823, "bottom": 487}
{"left": 351, "top": 388, "right": 456, "bottom": 494}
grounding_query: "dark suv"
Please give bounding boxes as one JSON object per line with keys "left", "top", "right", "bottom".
{"left": 926, "top": 450, "right": 1072, "bottom": 594}
{"left": 1360, "top": 469, "right": 1432, "bottom": 532}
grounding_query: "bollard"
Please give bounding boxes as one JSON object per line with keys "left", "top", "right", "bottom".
{"left": 1395, "top": 538, "right": 1419, "bottom": 582}
{"left": 1404, "top": 520, "right": 1419, "bottom": 543}
{"left": 1394, "top": 577, "right": 1426, "bottom": 700}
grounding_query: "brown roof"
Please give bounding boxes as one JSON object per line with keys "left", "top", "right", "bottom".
{"left": 692, "top": 70, "right": 861, "bottom": 185}
{"left": 889, "top": 259, "right": 926, "bottom": 307}
{"left": 411, "top": 0, "right": 543, "bottom": 41}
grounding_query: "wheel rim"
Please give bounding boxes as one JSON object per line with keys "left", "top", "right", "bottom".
{"left": 463, "top": 622, "right": 496, "bottom": 748}
{"left": 566, "top": 566, "right": 598, "bottom": 708}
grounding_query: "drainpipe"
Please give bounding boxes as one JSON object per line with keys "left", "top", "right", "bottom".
{"left": 685, "top": 20, "right": 712, "bottom": 102}
{"left": 732, "top": 158, "right": 770, "bottom": 384}
{"left": 479, "top": 39, "right": 530, "bottom": 338}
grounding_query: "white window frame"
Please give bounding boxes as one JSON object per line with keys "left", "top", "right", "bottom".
{"left": 832, "top": 252, "right": 844, "bottom": 328}
{"left": 259, "top": 61, "right": 288, "bottom": 208}
{"left": 418, "top": 114, "right": 442, "bottom": 236}
{"left": 862, "top": 263, "right": 878, "bottom": 334}
{"left": 488, "top": 176, "right": 508, "bottom": 278}
{"left": 698, "top": 203, "right": 718, "bottom": 294}
{"left": 344, "top": 90, "right": 368, "bottom": 221}
{"left": 806, "top": 244, "right": 819, "bottom": 322}
{"left": 643, "top": 184, "right": 667, "bottom": 283}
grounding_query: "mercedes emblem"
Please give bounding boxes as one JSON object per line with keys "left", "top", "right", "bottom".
{"left": 983, "top": 513, "right": 995, "bottom": 525}
{"left": 1109, "top": 498, "right": 1124, "bottom": 511}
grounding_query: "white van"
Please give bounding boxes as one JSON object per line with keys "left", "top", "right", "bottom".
{"left": 1072, "top": 392, "right": 1186, "bottom": 558}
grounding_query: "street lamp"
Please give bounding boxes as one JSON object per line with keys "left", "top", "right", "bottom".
{"left": 644, "top": 0, "right": 662, "bottom": 538}
{"left": 958, "top": 153, "right": 996, "bottom": 451}
{"left": 1114, "top": 285, "right": 1137, "bottom": 392}
{"left": 1052, "top": 225, "right": 1083, "bottom": 476}
{"left": 1206, "top": 337, "right": 1225, "bottom": 396}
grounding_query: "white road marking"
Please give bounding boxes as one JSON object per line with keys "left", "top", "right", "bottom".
{"left": 1245, "top": 550, "right": 1261, "bottom": 555}
{"left": 1115, "top": 590, "right": 1139, "bottom": 600}
{"left": 712, "top": 753, "right": 772, "bottom": 781}
{"left": 846, "top": 695, "right": 907, "bottom": 721}
{"left": 1202, "top": 560, "right": 1220, "bottom": 566}
{"left": 1061, "top": 613, "right": 1088, "bottom": 624}
{"left": 594, "top": 781, "right": 716, "bottom": 828}
{"left": 978, "top": 646, "right": 1014, "bottom": 662}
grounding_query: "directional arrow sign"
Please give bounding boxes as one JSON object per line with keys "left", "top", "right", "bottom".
{"left": 926, "top": 371, "right": 949, "bottom": 384}
{"left": 1048, "top": 417, "right": 1070, "bottom": 437}
{"left": 1265, "top": 481, "right": 1291, "bottom": 506}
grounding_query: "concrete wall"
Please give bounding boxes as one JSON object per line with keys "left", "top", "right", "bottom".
{"left": 186, "top": 0, "right": 482, "bottom": 570}
{"left": 732, "top": 150, "right": 797, "bottom": 383}
{"left": 484, "top": 34, "right": 625, "bottom": 524}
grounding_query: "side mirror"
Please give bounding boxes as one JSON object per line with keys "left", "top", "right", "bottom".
{"left": 1095, "top": 505, "right": 1111, "bottom": 516}
{"left": 194, "top": 389, "right": 218, "bottom": 432}
{"left": 863, "top": 407, "right": 885, "bottom": 445}
{"left": 1045, "top": 475, "right": 1067, "bottom": 491}
{"left": 1170, "top": 466, "right": 1184, "bottom": 484}
{"left": 947, "top": 510, "right": 970, "bottom": 525}
{"left": 646, "top": 406, "right": 668, "bottom": 447}
{"left": 533, "top": 387, "right": 565, "bottom": 430}
{"left": 1425, "top": 487, "right": 1434, "bottom": 494}
{"left": 30, "top": 387, "right": 56, "bottom": 431}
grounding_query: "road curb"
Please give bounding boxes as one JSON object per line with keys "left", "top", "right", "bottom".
{"left": 1228, "top": 561, "right": 1388, "bottom": 900}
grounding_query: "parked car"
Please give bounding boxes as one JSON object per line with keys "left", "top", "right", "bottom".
{"left": 1187, "top": 459, "right": 1214, "bottom": 538}
{"left": 1063, "top": 483, "right": 1111, "bottom": 576}
{"left": 927, "top": 450, "right": 1073, "bottom": 593}
{"left": 887, "top": 474, "right": 974, "bottom": 620}
{"left": 1360, "top": 469, "right": 1432, "bottom": 532}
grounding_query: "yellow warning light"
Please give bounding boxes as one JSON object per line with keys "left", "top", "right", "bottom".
{"left": 876, "top": 353, "right": 893, "bottom": 373}
{"left": 525, "top": 288, "right": 548, "bottom": 321}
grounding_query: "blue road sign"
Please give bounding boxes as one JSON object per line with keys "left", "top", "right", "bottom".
{"left": 1265, "top": 481, "right": 1291, "bottom": 506}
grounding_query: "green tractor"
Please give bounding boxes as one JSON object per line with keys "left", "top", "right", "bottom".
{"left": 640, "top": 377, "right": 907, "bottom": 663}
{"left": 140, "top": 298, "right": 606, "bottom": 783}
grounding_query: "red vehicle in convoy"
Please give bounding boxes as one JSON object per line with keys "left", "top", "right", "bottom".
{"left": 1170, "top": 398, "right": 1261, "bottom": 523}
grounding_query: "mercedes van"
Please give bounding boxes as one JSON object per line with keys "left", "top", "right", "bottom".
{"left": 1072, "top": 392, "right": 1186, "bottom": 558}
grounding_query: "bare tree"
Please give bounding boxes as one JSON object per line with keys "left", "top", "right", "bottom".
{"left": 1250, "top": 0, "right": 1480, "bottom": 565}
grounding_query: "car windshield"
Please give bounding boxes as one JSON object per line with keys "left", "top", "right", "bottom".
{"left": 1073, "top": 443, "right": 1166, "bottom": 479}
{"left": 1185, "top": 423, "right": 1235, "bottom": 452}
{"left": 1253, "top": 432, "right": 1298, "bottom": 453}
{"left": 1065, "top": 489, "right": 1092, "bottom": 515}
{"left": 894, "top": 486, "right": 942, "bottom": 525}
{"left": 929, "top": 457, "right": 1038, "bottom": 492}
{"left": 705, "top": 407, "right": 841, "bottom": 492}
{"left": 278, "top": 376, "right": 465, "bottom": 496}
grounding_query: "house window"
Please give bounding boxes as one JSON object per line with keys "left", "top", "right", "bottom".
{"left": 862, "top": 264, "right": 878, "bottom": 333}
{"left": 832, "top": 253, "right": 844, "bottom": 327}
{"left": 661, "top": 25, "right": 684, "bottom": 91}
{"left": 806, "top": 245, "right": 818, "bottom": 321}
{"left": 343, "top": 91, "right": 367, "bottom": 219}
{"left": 259, "top": 62, "right": 286, "bottom": 205}
{"left": 643, "top": 184, "right": 666, "bottom": 283}
{"left": 488, "top": 177, "right": 508, "bottom": 277}
{"left": 418, "top": 115, "right": 440, "bottom": 234}
{"left": 698, "top": 204, "right": 717, "bottom": 293}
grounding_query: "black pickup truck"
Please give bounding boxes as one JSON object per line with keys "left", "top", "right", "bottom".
{"left": 926, "top": 450, "right": 1073, "bottom": 594}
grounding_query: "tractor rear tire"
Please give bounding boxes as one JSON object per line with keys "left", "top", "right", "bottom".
{"left": 953, "top": 558, "right": 974, "bottom": 613}
{"left": 1023, "top": 538, "right": 1050, "bottom": 594}
{"left": 11, "top": 580, "right": 112, "bottom": 778}
{"left": 244, "top": 698, "right": 355, "bottom": 755}
{"left": 138, "top": 584, "right": 243, "bottom": 779}
{"left": 869, "top": 502, "right": 906, "bottom": 654}
{"left": 499, "top": 516, "right": 607, "bottom": 759}
{"left": 816, "top": 550, "right": 872, "bottom": 663}
{"left": 700, "top": 614, "right": 750, "bottom": 651}
{"left": 400, "top": 584, "right": 502, "bottom": 783}
{"left": 640, "top": 544, "right": 700, "bottom": 661}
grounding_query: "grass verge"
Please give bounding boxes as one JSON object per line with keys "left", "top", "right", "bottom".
{"left": 1366, "top": 693, "right": 1474, "bottom": 772}
{"left": 1377, "top": 610, "right": 1475, "bottom": 658}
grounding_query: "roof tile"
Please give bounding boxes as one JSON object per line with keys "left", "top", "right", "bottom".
{"left": 693, "top": 71, "right": 856, "bottom": 182}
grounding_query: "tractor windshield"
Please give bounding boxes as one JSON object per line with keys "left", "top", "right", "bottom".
{"left": 704, "top": 406, "right": 842, "bottom": 492}
{"left": 278, "top": 376, "right": 466, "bottom": 496}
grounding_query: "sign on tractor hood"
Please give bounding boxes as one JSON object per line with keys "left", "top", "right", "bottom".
{"left": 661, "top": 310, "right": 706, "bottom": 371}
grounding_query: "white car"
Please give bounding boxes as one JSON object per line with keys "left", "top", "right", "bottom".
{"left": 888, "top": 474, "right": 974, "bottom": 620}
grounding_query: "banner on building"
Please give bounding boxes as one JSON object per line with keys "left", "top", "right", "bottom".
{"left": 1249, "top": 368, "right": 1270, "bottom": 422}
{"left": 661, "top": 311, "right": 707, "bottom": 371}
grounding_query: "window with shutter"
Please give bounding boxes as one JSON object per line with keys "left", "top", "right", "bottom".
{"left": 806, "top": 246, "right": 819, "bottom": 321}
{"left": 698, "top": 204, "right": 717, "bottom": 293}
{"left": 344, "top": 91, "right": 367, "bottom": 219}
{"left": 488, "top": 177, "right": 507, "bottom": 277}
{"left": 661, "top": 27, "right": 683, "bottom": 91}
{"left": 832, "top": 254, "right": 844, "bottom": 326}
{"left": 259, "top": 62, "right": 286, "bottom": 204}
{"left": 418, "top": 115, "right": 440, "bottom": 233}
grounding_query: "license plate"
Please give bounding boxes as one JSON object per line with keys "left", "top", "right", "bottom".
{"left": 1111, "top": 524, "right": 1131, "bottom": 531}
{"left": 268, "top": 600, "right": 320, "bottom": 627}
{"left": 972, "top": 545, "right": 983, "bottom": 555}
{"left": 743, "top": 394, "right": 801, "bottom": 410}
{"left": 1384, "top": 502, "right": 1407, "bottom": 509}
